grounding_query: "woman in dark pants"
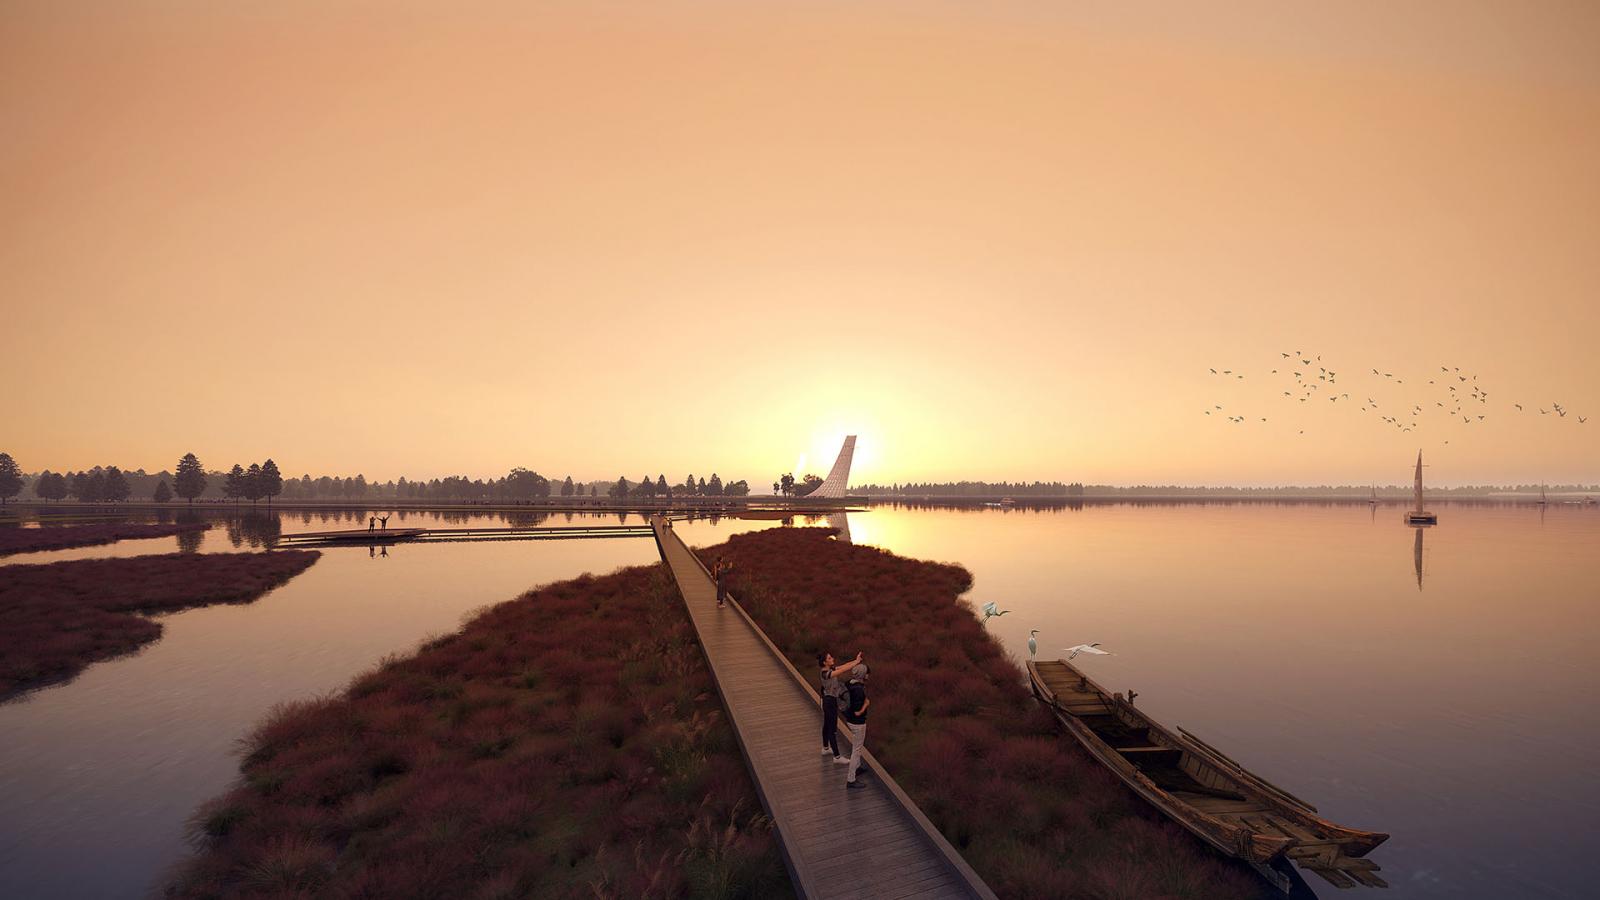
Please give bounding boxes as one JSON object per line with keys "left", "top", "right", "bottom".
{"left": 817, "top": 651, "right": 861, "bottom": 762}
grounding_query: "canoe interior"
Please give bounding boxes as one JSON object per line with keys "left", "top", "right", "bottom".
{"left": 1029, "top": 659, "right": 1389, "bottom": 890}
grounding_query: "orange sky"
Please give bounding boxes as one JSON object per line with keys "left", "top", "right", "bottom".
{"left": 4, "top": 1, "right": 1597, "bottom": 487}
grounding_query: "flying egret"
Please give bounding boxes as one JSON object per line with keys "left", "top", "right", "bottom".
{"left": 979, "top": 601, "right": 1010, "bottom": 626}
{"left": 1063, "top": 643, "right": 1112, "bottom": 660}
{"left": 1027, "top": 630, "right": 1038, "bottom": 659}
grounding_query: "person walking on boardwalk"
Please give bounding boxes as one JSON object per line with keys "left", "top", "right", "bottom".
{"left": 841, "top": 662, "right": 871, "bottom": 789}
{"left": 714, "top": 558, "right": 732, "bottom": 608}
{"left": 817, "top": 651, "right": 860, "bottom": 763}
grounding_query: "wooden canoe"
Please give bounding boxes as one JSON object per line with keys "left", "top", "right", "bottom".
{"left": 1027, "top": 659, "right": 1388, "bottom": 890}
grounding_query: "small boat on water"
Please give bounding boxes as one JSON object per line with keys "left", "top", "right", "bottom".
{"left": 1028, "top": 658, "right": 1388, "bottom": 891}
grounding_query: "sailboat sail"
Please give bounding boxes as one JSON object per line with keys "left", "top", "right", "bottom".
{"left": 1414, "top": 452, "right": 1424, "bottom": 512}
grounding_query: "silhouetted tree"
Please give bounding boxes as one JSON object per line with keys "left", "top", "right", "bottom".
{"left": 174, "top": 453, "right": 207, "bottom": 504}
{"left": 153, "top": 479, "right": 173, "bottom": 503}
{"left": 684, "top": 473, "right": 697, "bottom": 496}
{"left": 697, "top": 477, "right": 707, "bottom": 494}
{"left": 505, "top": 468, "right": 550, "bottom": 501}
{"left": 707, "top": 473, "right": 723, "bottom": 496}
{"left": 260, "top": 459, "right": 283, "bottom": 504}
{"left": 0, "top": 453, "right": 21, "bottom": 504}
{"left": 224, "top": 464, "right": 246, "bottom": 502}
{"left": 725, "top": 479, "right": 750, "bottom": 496}
{"left": 244, "top": 463, "right": 264, "bottom": 502}
{"left": 35, "top": 470, "right": 68, "bottom": 502}
{"left": 590, "top": 485, "right": 598, "bottom": 497}
{"left": 561, "top": 476, "right": 574, "bottom": 497}
{"left": 795, "top": 474, "right": 824, "bottom": 497}
{"left": 780, "top": 473, "right": 795, "bottom": 496}
{"left": 772, "top": 481, "right": 780, "bottom": 496}
{"left": 103, "top": 466, "right": 131, "bottom": 502}
{"left": 657, "top": 474, "right": 669, "bottom": 497}
{"left": 608, "top": 476, "right": 630, "bottom": 498}
{"left": 78, "top": 471, "right": 106, "bottom": 504}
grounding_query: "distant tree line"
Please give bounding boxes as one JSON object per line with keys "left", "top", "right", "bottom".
{"left": 605, "top": 473, "right": 749, "bottom": 499}
{"left": 2, "top": 451, "right": 755, "bottom": 504}
{"left": 7, "top": 449, "right": 1587, "bottom": 504}
{"left": 855, "top": 481, "right": 1087, "bottom": 497}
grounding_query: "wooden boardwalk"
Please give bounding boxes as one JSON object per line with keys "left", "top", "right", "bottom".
{"left": 651, "top": 519, "right": 996, "bottom": 900}
{"left": 276, "top": 525, "right": 655, "bottom": 545}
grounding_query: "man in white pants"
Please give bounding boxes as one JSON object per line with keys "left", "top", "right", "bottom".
{"left": 841, "top": 663, "right": 871, "bottom": 789}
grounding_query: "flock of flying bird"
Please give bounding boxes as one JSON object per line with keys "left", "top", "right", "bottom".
{"left": 1203, "top": 350, "right": 1588, "bottom": 440}
{"left": 980, "top": 602, "right": 1109, "bottom": 661}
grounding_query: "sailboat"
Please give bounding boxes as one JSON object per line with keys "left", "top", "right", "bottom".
{"left": 1537, "top": 484, "right": 1547, "bottom": 506}
{"left": 1369, "top": 484, "right": 1378, "bottom": 505}
{"left": 1404, "top": 451, "right": 1437, "bottom": 525}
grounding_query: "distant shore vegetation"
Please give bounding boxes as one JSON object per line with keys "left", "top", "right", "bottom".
{"left": 2, "top": 450, "right": 1590, "bottom": 506}
{"left": 3, "top": 451, "right": 749, "bottom": 505}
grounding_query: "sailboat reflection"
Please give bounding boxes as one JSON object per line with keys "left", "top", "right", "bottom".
{"left": 1411, "top": 526, "right": 1424, "bottom": 590}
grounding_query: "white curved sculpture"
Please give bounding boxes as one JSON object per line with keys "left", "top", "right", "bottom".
{"left": 807, "top": 435, "right": 856, "bottom": 499}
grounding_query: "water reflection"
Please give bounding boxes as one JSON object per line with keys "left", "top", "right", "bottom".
{"left": 1, "top": 502, "right": 1594, "bottom": 899}
{"left": 1412, "top": 526, "right": 1425, "bottom": 590}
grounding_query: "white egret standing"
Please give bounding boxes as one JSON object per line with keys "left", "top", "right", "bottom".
{"left": 1027, "top": 630, "right": 1038, "bottom": 659}
{"left": 979, "top": 601, "right": 1010, "bottom": 626}
{"left": 1063, "top": 643, "right": 1111, "bottom": 660}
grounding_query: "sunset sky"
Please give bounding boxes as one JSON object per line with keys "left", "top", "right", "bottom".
{"left": 4, "top": 1, "right": 1597, "bottom": 487}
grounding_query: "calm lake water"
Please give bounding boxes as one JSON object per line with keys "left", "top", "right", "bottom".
{"left": 1, "top": 503, "right": 1595, "bottom": 899}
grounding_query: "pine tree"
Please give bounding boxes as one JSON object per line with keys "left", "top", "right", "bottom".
{"left": 657, "top": 474, "right": 669, "bottom": 496}
{"left": 103, "top": 466, "right": 131, "bottom": 502}
{"left": 707, "top": 473, "right": 723, "bottom": 496}
{"left": 153, "top": 479, "right": 173, "bottom": 503}
{"left": 174, "top": 453, "right": 207, "bottom": 504}
{"left": 685, "top": 474, "right": 697, "bottom": 495}
{"left": 0, "top": 453, "right": 21, "bottom": 504}
{"left": 561, "top": 476, "right": 574, "bottom": 497}
{"left": 224, "top": 465, "right": 246, "bottom": 502}
{"left": 245, "top": 463, "right": 264, "bottom": 502}
{"left": 260, "top": 459, "right": 283, "bottom": 504}
{"left": 610, "top": 476, "right": 629, "bottom": 498}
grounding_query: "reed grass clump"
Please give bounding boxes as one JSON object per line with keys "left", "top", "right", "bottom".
{"left": 0, "top": 521, "right": 208, "bottom": 556}
{"left": 0, "top": 550, "right": 320, "bottom": 699}
{"left": 166, "top": 564, "right": 791, "bottom": 900}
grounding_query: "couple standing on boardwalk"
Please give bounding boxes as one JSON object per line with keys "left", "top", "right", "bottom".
{"left": 709, "top": 553, "right": 872, "bottom": 790}
{"left": 818, "top": 651, "right": 871, "bottom": 789}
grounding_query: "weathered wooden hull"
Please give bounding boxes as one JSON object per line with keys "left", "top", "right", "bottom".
{"left": 1028, "top": 659, "right": 1388, "bottom": 890}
